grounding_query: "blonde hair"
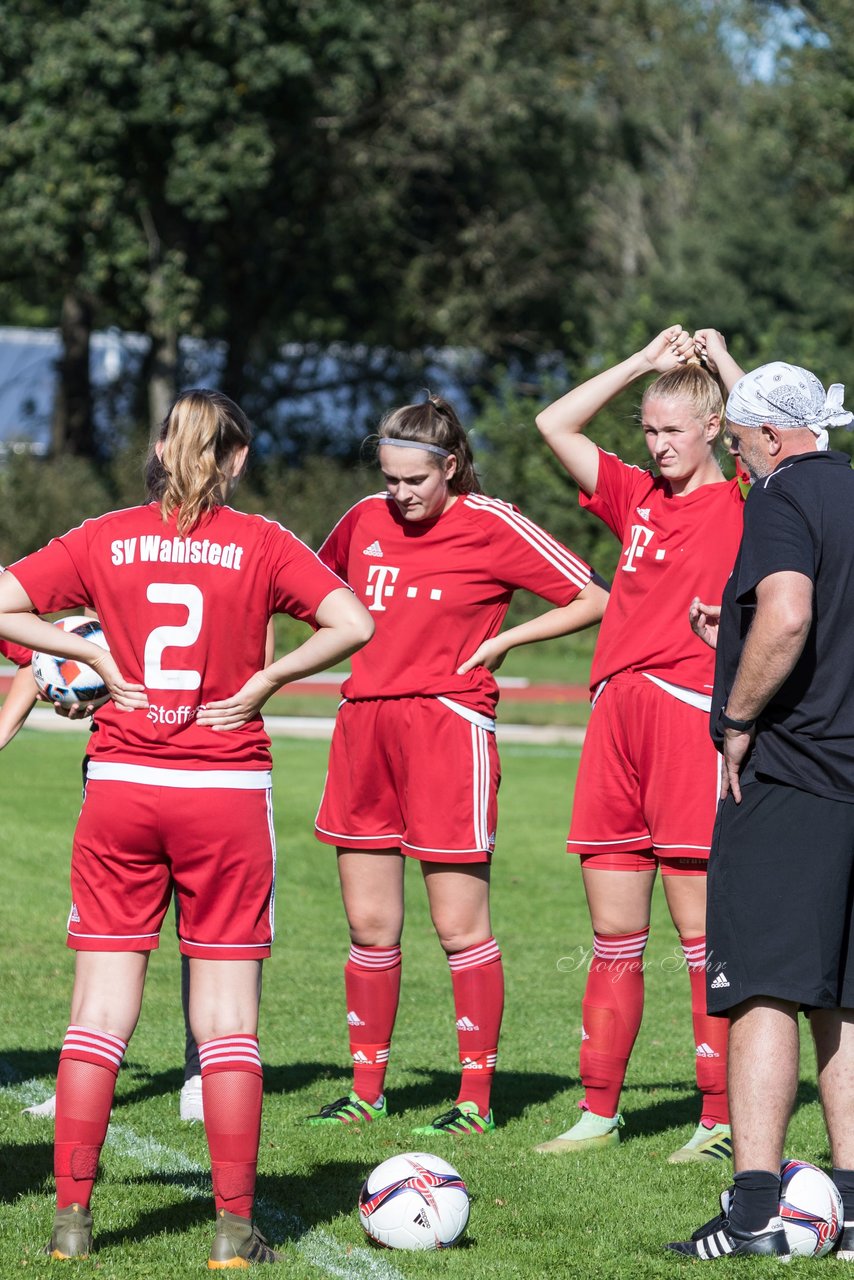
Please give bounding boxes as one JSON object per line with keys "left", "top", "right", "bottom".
{"left": 145, "top": 389, "right": 253, "bottom": 535}
{"left": 641, "top": 363, "right": 724, "bottom": 434}
{"left": 374, "top": 395, "right": 481, "bottom": 494}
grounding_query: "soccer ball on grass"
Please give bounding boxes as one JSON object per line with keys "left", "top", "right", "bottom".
{"left": 778, "top": 1158, "right": 842, "bottom": 1257}
{"left": 358, "top": 1152, "right": 469, "bottom": 1250}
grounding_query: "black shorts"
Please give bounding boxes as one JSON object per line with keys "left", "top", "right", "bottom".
{"left": 706, "top": 776, "right": 854, "bottom": 1015}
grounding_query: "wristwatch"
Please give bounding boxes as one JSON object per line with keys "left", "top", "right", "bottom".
{"left": 720, "top": 711, "right": 755, "bottom": 732}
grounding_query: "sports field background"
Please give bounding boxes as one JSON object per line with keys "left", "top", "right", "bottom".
{"left": 0, "top": 728, "right": 827, "bottom": 1277}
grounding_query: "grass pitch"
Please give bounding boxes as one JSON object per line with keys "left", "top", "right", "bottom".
{"left": 0, "top": 729, "right": 828, "bottom": 1277}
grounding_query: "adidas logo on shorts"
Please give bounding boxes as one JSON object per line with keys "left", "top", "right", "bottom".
{"left": 362, "top": 540, "right": 383, "bottom": 557}
{"left": 68, "top": 903, "right": 81, "bottom": 924}
{"left": 347, "top": 1010, "right": 365, "bottom": 1026}
{"left": 711, "top": 972, "right": 730, "bottom": 989}
{"left": 456, "top": 1016, "right": 479, "bottom": 1032}
{"left": 696, "top": 1042, "right": 719, "bottom": 1058}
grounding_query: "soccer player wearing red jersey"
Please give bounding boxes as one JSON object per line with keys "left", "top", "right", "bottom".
{"left": 532, "top": 326, "right": 747, "bottom": 1163}
{"left": 0, "top": 390, "right": 373, "bottom": 1267}
{"left": 308, "top": 395, "right": 609, "bottom": 1135}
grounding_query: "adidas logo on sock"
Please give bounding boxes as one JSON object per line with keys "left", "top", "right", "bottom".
{"left": 352, "top": 1050, "right": 373, "bottom": 1064}
{"left": 711, "top": 972, "right": 730, "bottom": 989}
{"left": 461, "top": 1057, "right": 484, "bottom": 1070}
{"left": 363, "top": 540, "right": 383, "bottom": 557}
{"left": 696, "top": 1042, "right": 720, "bottom": 1058}
{"left": 456, "top": 1016, "right": 479, "bottom": 1032}
{"left": 347, "top": 1010, "right": 365, "bottom": 1026}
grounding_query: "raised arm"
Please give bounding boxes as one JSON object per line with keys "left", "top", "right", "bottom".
{"left": 692, "top": 329, "right": 745, "bottom": 394}
{"left": 535, "top": 325, "right": 694, "bottom": 496}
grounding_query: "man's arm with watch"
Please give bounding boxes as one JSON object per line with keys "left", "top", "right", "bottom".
{"left": 720, "top": 571, "right": 814, "bottom": 804}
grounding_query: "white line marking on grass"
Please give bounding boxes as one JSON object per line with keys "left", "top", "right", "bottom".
{"left": 0, "top": 1067, "right": 404, "bottom": 1280}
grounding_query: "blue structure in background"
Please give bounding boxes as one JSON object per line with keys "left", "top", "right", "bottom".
{"left": 0, "top": 326, "right": 490, "bottom": 459}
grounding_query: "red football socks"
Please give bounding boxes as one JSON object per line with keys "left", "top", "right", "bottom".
{"left": 448, "top": 937, "right": 504, "bottom": 1115}
{"left": 199, "top": 1035, "right": 263, "bottom": 1220}
{"left": 580, "top": 929, "right": 649, "bottom": 1117}
{"left": 681, "top": 935, "right": 729, "bottom": 1126}
{"left": 345, "top": 944, "right": 401, "bottom": 1104}
{"left": 54, "top": 1025, "right": 127, "bottom": 1209}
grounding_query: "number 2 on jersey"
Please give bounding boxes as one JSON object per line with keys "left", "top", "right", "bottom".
{"left": 144, "top": 583, "right": 203, "bottom": 689}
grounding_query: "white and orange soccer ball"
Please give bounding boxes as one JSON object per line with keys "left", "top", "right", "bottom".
{"left": 779, "top": 1158, "right": 842, "bottom": 1257}
{"left": 358, "top": 1152, "right": 469, "bottom": 1250}
{"left": 32, "top": 616, "right": 110, "bottom": 710}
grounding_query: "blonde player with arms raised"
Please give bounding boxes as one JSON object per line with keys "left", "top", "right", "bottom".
{"left": 532, "top": 326, "right": 747, "bottom": 1163}
{"left": 307, "top": 395, "right": 609, "bottom": 1136}
{"left": 0, "top": 390, "right": 373, "bottom": 1268}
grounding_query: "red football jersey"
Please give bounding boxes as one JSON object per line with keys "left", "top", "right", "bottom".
{"left": 319, "top": 491, "right": 592, "bottom": 716}
{"left": 11, "top": 503, "right": 344, "bottom": 768}
{"left": 585, "top": 449, "right": 744, "bottom": 691}
{"left": 0, "top": 636, "right": 32, "bottom": 668}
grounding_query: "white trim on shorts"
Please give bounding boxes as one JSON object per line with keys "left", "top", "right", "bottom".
{"left": 641, "top": 673, "right": 712, "bottom": 712}
{"left": 86, "top": 762, "right": 272, "bottom": 789}
{"left": 436, "top": 696, "right": 496, "bottom": 732}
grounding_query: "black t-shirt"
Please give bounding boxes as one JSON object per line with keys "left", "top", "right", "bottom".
{"left": 712, "top": 450, "right": 854, "bottom": 801}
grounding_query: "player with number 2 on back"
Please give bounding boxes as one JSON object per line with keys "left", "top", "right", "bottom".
{"left": 0, "top": 389, "right": 373, "bottom": 1268}
{"left": 309, "top": 395, "right": 608, "bottom": 1136}
{"left": 532, "top": 326, "right": 747, "bottom": 1162}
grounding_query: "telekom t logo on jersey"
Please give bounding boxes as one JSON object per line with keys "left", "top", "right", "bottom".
{"left": 622, "top": 524, "right": 667, "bottom": 573}
{"left": 365, "top": 564, "right": 443, "bottom": 611}
{"left": 365, "top": 565, "right": 400, "bottom": 611}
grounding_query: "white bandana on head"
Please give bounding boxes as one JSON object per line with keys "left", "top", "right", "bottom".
{"left": 726, "top": 361, "right": 853, "bottom": 452}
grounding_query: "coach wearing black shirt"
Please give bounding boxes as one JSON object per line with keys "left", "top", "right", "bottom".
{"left": 669, "top": 362, "right": 854, "bottom": 1260}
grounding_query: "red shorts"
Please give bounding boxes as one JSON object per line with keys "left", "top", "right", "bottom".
{"left": 69, "top": 766, "right": 276, "bottom": 960}
{"left": 315, "top": 697, "right": 500, "bottom": 862}
{"left": 567, "top": 672, "right": 720, "bottom": 862}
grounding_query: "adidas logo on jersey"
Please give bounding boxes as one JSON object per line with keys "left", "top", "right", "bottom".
{"left": 69, "top": 903, "right": 81, "bottom": 924}
{"left": 696, "top": 1042, "right": 720, "bottom": 1058}
{"left": 362, "top": 540, "right": 383, "bottom": 557}
{"left": 347, "top": 1010, "right": 365, "bottom": 1027}
{"left": 636, "top": 507, "right": 651, "bottom": 521}
{"left": 711, "top": 972, "right": 730, "bottom": 989}
{"left": 456, "top": 1016, "right": 479, "bottom": 1032}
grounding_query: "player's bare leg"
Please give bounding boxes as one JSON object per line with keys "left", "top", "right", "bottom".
{"left": 338, "top": 849, "right": 405, "bottom": 947}
{"left": 663, "top": 873, "right": 731, "bottom": 1163}
{"left": 307, "top": 850, "right": 403, "bottom": 1125}
{"left": 811, "top": 1007, "right": 854, "bottom": 1257}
